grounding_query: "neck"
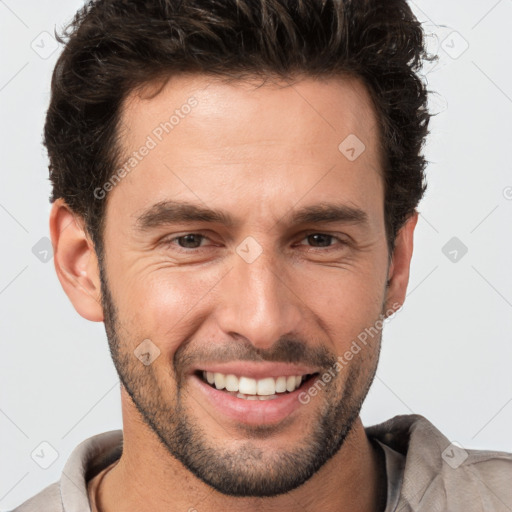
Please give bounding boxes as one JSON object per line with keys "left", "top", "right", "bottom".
{"left": 96, "top": 389, "right": 385, "bottom": 512}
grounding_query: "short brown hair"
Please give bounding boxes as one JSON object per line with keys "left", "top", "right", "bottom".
{"left": 45, "top": 0, "right": 432, "bottom": 257}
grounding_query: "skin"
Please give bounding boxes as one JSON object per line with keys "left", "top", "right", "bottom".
{"left": 50, "top": 73, "right": 417, "bottom": 512}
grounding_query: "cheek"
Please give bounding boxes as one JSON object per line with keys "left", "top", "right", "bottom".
{"left": 110, "top": 237, "right": 387, "bottom": 358}
{"left": 117, "top": 266, "right": 225, "bottom": 350}
{"left": 298, "top": 263, "right": 386, "bottom": 353}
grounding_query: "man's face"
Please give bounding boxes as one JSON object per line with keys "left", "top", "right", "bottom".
{"left": 99, "top": 74, "right": 392, "bottom": 496}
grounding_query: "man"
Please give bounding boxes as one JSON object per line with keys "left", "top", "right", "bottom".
{"left": 13, "top": 0, "right": 511, "bottom": 511}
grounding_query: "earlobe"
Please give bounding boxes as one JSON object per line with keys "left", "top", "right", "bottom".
{"left": 384, "top": 211, "right": 418, "bottom": 314}
{"left": 49, "top": 198, "right": 104, "bottom": 322}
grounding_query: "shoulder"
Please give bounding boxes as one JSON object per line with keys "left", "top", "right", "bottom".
{"left": 413, "top": 445, "right": 512, "bottom": 511}
{"left": 367, "top": 414, "right": 512, "bottom": 511}
{"left": 9, "top": 481, "right": 63, "bottom": 512}
{"left": 460, "top": 447, "right": 512, "bottom": 494}
{"left": 9, "top": 429, "right": 123, "bottom": 512}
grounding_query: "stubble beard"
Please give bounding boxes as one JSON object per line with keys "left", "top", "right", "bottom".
{"left": 98, "top": 260, "right": 383, "bottom": 497}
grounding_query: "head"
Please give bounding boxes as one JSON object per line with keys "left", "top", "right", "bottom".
{"left": 48, "top": 0, "right": 430, "bottom": 498}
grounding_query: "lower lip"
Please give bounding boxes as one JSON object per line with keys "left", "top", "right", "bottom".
{"left": 190, "top": 374, "right": 311, "bottom": 426}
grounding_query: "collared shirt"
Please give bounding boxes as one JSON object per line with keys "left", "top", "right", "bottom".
{"left": 11, "top": 414, "right": 512, "bottom": 511}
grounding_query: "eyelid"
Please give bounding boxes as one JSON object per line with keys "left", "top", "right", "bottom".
{"left": 296, "top": 232, "right": 349, "bottom": 248}
{"left": 161, "top": 232, "right": 212, "bottom": 249}
{"left": 160, "top": 231, "right": 350, "bottom": 252}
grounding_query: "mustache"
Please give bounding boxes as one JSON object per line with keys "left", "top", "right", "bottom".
{"left": 173, "top": 335, "right": 338, "bottom": 375}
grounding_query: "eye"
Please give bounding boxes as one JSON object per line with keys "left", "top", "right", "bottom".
{"left": 303, "top": 233, "right": 335, "bottom": 247}
{"left": 298, "top": 233, "right": 345, "bottom": 249}
{"left": 176, "top": 234, "right": 205, "bottom": 248}
{"left": 163, "top": 233, "right": 210, "bottom": 250}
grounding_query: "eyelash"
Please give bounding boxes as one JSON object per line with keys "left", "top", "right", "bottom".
{"left": 161, "top": 232, "right": 348, "bottom": 252}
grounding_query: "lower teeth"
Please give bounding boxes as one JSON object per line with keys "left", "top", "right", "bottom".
{"left": 236, "top": 392, "right": 279, "bottom": 401}
{"left": 221, "top": 390, "right": 280, "bottom": 400}
{"left": 235, "top": 393, "right": 277, "bottom": 400}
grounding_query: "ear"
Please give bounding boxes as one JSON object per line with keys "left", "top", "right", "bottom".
{"left": 49, "top": 198, "right": 104, "bottom": 322}
{"left": 384, "top": 211, "right": 418, "bottom": 315}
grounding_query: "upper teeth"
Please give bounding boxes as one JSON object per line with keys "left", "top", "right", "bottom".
{"left": 203, "top": 371, "right": 304, "bottom": 395}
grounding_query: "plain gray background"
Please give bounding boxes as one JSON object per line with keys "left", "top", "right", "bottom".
{"left": 1, "top": 1, "right": 511, "bottom": 509}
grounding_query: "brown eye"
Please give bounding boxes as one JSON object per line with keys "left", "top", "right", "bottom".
{"left": 306, "top": 233, "right": 335, "bottom": 247}
{"left": 175, "top": 234, "right": 205, "bottom": 248}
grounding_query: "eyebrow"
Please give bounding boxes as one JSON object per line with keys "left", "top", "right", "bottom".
{"left": 134, "top": 200, "right": 369, "bottom": 231}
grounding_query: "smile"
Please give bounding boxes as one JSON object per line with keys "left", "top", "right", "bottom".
{"left": 198, "top": 371, "right": 317, "bottom": 400}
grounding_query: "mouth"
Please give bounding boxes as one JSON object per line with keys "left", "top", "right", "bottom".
{"left": 195, "top": 370, "right": 319, "bottom": 401}
{"left": 189, "top": 361, "right": 323, "bottom": 425}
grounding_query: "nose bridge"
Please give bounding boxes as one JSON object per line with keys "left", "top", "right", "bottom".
{"left": 217, "top": 244, "right": 302, "bottom": 350}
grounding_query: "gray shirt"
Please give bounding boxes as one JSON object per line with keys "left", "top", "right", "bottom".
{"left": 11, "top": 414, "right": 512, "bottom": 511}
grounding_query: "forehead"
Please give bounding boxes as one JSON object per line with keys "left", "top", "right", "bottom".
{"left": 108, "top": 73, "right": 383, "bottom": 232}
{"left": 120, "top": 73, "right": 380, "bottom": 160}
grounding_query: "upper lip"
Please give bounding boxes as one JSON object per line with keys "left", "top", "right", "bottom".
{"left": 194, "top": 362, "right": 319, "bottom": 380}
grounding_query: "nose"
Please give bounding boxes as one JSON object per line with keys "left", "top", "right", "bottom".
{"left": 215, "top": 244, "right": 304, "bottom": 351}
